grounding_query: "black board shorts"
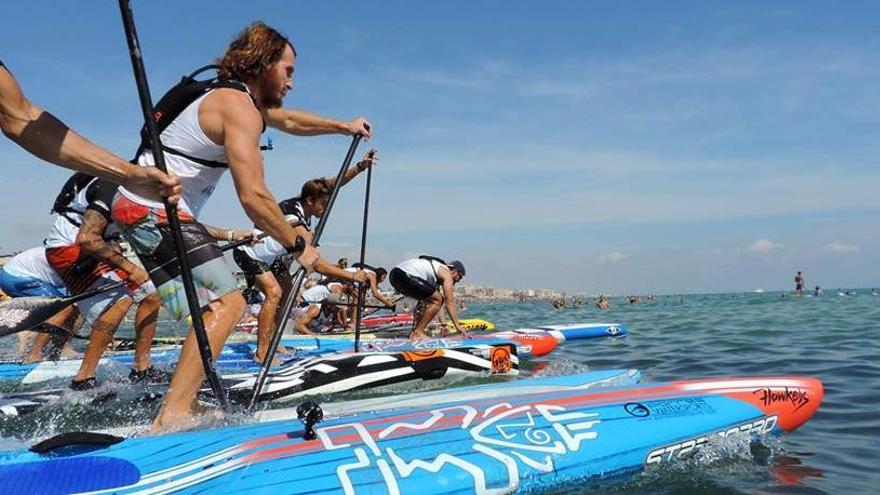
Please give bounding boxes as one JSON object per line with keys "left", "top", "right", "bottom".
{"left": 232, "top": 247, "right": 274, "bottom": 289}
{"left": 389, "top": 267, "right": 437, "bottom": 300}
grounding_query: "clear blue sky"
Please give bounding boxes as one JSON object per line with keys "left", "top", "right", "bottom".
{"left": 1, "top": 1, "right": 878, "bottom": 294}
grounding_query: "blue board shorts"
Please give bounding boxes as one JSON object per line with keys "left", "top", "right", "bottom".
{"left": 112, "top": 195, "right": 239, "bottom": 322}
{"left": 0, "top": 269, "right": 67, "bottom": 298}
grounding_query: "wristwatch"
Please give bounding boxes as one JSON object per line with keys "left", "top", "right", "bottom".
{"left": 285, "top": 235, "right": 306, "bottom": 255}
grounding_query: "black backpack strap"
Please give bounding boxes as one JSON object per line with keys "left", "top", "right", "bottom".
{"left": 186, "top": 64, "right": 221, "bottom": 80}
{"left": 418, "top": 255, "right": 447, "bottom": 293}
{"left": 160, "top": 145, "right": 229, "bottom": 169}
{"left": 418, "top": 255, "right": 447, "bottom": 265}
{"left": 132, "top": 65, "right": 260, "bottom": 165}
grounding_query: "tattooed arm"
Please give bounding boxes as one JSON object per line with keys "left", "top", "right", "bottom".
{"left": 76, "top": 210, "right": 150, "bottom": 286}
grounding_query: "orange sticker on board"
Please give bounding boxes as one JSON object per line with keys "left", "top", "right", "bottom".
{"left": 402, "top": 350, "right": 444, "bottom": 362}
{"left": 490, "top": 346, "right": 512, "bottom": 373}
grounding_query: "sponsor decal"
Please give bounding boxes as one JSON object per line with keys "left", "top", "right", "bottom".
{"left": 490, "top": 346, "right": 512, "bottom": 373}
{"left": 370, "top": 339, "right": 458, "bottom": 352}
{"left": 401, "top": 350, "right": 444, "bottom": 362}
{"left": 646, "top": 398, "right": 715, "bottom": 419}
{"left": 645, "top": 415, "right": 778, "bottom": 465}
{"left": 624, "top": 402, "right": 650, "bottom": 418}
{"left": 606, "top": 325, "right": 622, "bottom": 336}
{"left": 753, "top": 387, "right": 810, "bottom": 412}
{"left": 625, "top": 399, "right": 714, "bottom": 421}
{"left": 318, "top": 402, "right": 601, "bottom": 494}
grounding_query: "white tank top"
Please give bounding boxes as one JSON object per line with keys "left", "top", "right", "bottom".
{"left": 119, "top": 91, "right": 229, "bottom": 218}
{"left": 302, "top": 284, "right": 331, "bottom": 304}
{"left": 344, "top": 267, "right": 375, "bottom": 277}
{"left": 242, "top": 198, "right": 310, "bottom": 264}
{"left": 395, "top": 258, "right": 443, "bottom": 286}
{"left": 44, "top": 178, "right": 118, "bottom": 248}
{"left": 242, "top": 214, "right": 298, "bottom": 264}
{"left": 1, "top": 247, "right": 65, "bottom": 287}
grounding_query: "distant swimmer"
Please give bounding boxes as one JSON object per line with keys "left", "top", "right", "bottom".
{"left": 814, "top": 286, "right": 823, "bottom": 297}
{"left": 794, "top": 271, "right": 805, "bottom": 296}
{"left": 0, "top": 59, "right": 180, "bottom": 202}
{"left": 551, "top": 298, "right": 565, "bottom": 310}
{"left": 596, "top": 295, "right": 611, "bottom": 309}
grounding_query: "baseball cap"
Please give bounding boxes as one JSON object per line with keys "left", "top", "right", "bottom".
{"left": 448, "top": 260, "right": 466, "bottom": 277}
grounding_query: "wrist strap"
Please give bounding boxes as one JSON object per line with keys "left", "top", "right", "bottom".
{"left": 285, "top": 235, "right": 306, "bottom": 255}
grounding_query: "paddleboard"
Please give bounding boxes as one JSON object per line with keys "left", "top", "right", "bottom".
{"left": 0, "top": 375, "right": 822, "bottom": 494}
{"left": 0, "top": 326, "right": 542, "bottom": 386}
{"left": 528, "top": 322, "right": 627, "bottom": 342}
{"left": 100, "top": 369, "right": 643, "bottom": 438}
{"left": 0, "top": 344, "right": 519, "bottom": 416}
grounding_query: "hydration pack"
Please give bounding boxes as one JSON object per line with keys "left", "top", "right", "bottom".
{"left": 133, "top": 64, "right": 255, "bottom": 168}
{"left": 418, "top": 255, "right": 447, "bottom": 265}
{"left": 418, "top": 255, "right": 448, "bottom": 288}
{"left": 51, "top": 173, "right": 96, "bottom": 226}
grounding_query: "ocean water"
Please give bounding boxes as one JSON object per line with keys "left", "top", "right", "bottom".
{"left": 0, "top": 290, "right": 877, "bottom": 493}
{"left": 478, "top": 291, "right": 879, "bottom": 494}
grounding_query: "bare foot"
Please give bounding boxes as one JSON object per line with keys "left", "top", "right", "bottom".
{"left": 410, "top": 331, "right": 428, "bottom": 341}
{"left": 150, "top": 402, "right": 225, "bottom": 435}
{"left": 59, "top": 345, "right": 80, "bottom": 359}
{"left": 253, "top": 353, "right": 283, "bottom": 367}
{"left": 21, "top": 353, "right": 43, "bottom": 364}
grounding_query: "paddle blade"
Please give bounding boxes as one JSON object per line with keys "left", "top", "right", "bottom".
{"left": 0, "top": 296, "right": 69, "bottom": 338}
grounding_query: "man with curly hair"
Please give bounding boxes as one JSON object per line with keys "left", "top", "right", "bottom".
{"left": 111, "top": 21, "right": 370, "bottom": 432}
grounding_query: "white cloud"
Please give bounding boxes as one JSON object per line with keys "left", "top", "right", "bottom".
{"left": 747, "top": 239, "right": 783, "bottom": 254}
{"left": 598, "top": 251, "right": 629, "bottom": 264}
{"left": 823, "top": 241, "right": 859, "bottom": 254}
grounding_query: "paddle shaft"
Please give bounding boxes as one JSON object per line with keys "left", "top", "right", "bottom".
{"left": 247, "top": 135, "right": 363, "bottom": 412}
{"left": 353, "top": 160, "right": 373, "bottom": 353}
{"left": 361, "top": 295, "right": 404, "bottom": 318}
{"left": 117, "top": 0, "right": 227, "bottom": 408}
{"left": 326, "top": 301, "right": 390, "bottom": 310}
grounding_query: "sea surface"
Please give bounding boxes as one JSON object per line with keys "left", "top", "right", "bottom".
{"left": 1, "top": 290, "right": 878, "bottom": 493}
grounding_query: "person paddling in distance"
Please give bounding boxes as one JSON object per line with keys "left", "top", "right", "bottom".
{"left": 0, "top": 59, "right": 180, "bottom": 203}
{"left": 232, "top": 157, "right": 376, "bottom": 364}
{"left": 345, "top": 263, "right": 395, "bottom": 325}
{"left": 347, "top": 263, "right": 395, "bottom": 308}
{"left": 293, "top": 280, "right": 354, "bottom": 335}
{"left": 110, "top": 22, "right": 371, "bottom": 433}
{"left": 388, "top": 256, "right": 467, "bottom": 340}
